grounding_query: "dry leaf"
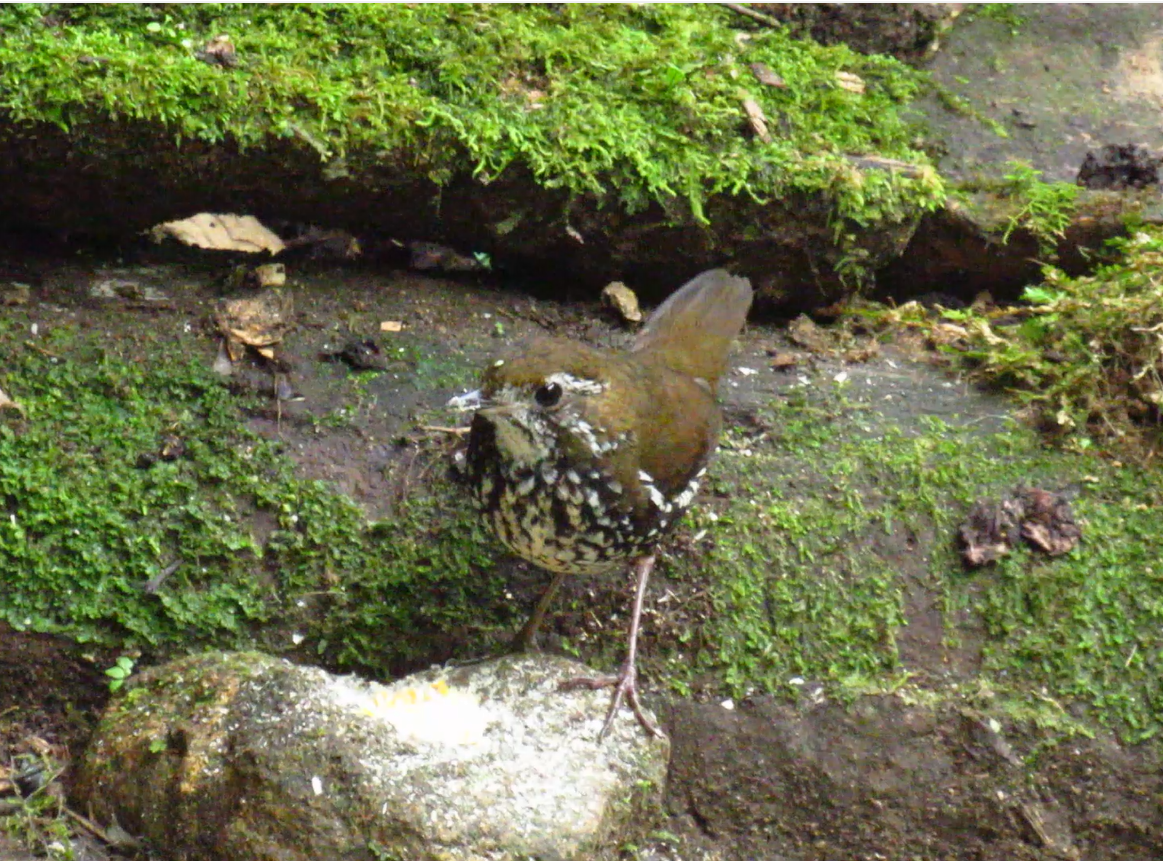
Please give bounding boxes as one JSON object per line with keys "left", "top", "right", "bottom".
{"left": 0, "top": 385, "right": 24, "bottom": 414}
{"left": 196, "top": 34, "right": 237, "bottom": 68}
{"left": 601, "top": 282, "right": 643, "bottom": 324}
{"left": 149, "top": 213, "right": 286, "bottom": 255}
{"left": 742, "top": 98, "right": 771, "bottom": 142}
{"left": 836, "top": 71, "right": 866, "bottom": 94}
{"left": 215, "top": 289, "right": 293, "bottom": 362}
{"left": 252, "top": 263, "right": 286, "bottom": 288}
{"left": 749, "top": 62, "right": 786, "bottom": 88}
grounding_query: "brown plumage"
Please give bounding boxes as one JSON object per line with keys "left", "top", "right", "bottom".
{"left": 466, "top": 269, "right": 753, "bottom": 738}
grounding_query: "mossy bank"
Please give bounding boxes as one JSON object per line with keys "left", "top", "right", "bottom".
{"left": 0, "top": 4, "right": 945, "bottom": 298}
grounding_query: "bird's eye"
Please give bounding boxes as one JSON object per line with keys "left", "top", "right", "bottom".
{"left": 535, "top": 381, "right": 563, "bottom": 407}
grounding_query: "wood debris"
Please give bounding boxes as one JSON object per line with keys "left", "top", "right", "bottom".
{"left": 741, "top": 97, "right": 771, "bottom": 142}
{"left": 601, "top": 281, "right": 643, "bottom": 324}
{"left": 749, "top": 62, "right": 786, "bottom": 88}
{"left": 959, "top": 487, "right": 1081, "bottom": 568}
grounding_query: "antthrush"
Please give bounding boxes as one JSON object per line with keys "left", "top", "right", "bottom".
{"left": 465, "top": 269, "right": 753, "bottom": 738}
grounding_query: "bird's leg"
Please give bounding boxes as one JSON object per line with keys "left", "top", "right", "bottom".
{"left": 514, "top": 570, "right": 566, "bottom": 652}
{"left": 560, "top": 554, "right": 664, "bottom": 741}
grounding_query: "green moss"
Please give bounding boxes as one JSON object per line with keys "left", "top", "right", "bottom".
{"left": 0, "top": 4, "right": 944, "bottom": 228}
{"left": 996, "top": 161, "right": 1079, "bottom": 257}
{"left": 975, "top": 469, "right": 1163, "bottom": 743}
{"left": 943, "top": 226, "right": 1163, "bottom": 441}
{"left": 1, "top": 325, "right": 274, "bottom": 646}
{"left": 0, "top": 316, "right": 507, "bottom": 668}
{"left": 645, "top": 387, "right": 1163, "bottom": 743}
{"left": 967, "top": 4, "right": 1029, "bottom": 34}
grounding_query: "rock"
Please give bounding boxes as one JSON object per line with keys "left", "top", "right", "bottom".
{"left": 877, "top": 187, "right": 1163, "bottom": 304}
{"left": 785, "top": 315, "right": 834, "bottom": 353}
{"left": 408, "top": 241, "right": 487, "bottom": 273}
{"left": 916, "top": 5, "right": 1163, "bottom": 185}
{"left": 877, "top": 5, "right": 1163, "bottom": 303}
{"left": 74, "top": 652, "right": 669, "bottom": 861}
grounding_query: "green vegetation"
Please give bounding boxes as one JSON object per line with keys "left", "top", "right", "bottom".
{"left": 0, "top": 4, "right": 944, "bottom": 227}
{"left": 976, "top": 471, "right": 1163, "bottom": 743}
{"left": 0, "top": 316, "right": 508, "bottom": 669}
{"left": 996, "top": 161, "right": 1079, "bottom": 257}
{"left": 647, "top": 388, "right": 1163, "bottom": 743}
{"left": 104, "top": 654, "right": 136, "bottom": 692}
{"left": 0, "top": 744, "right": 71, "bottom": 860}
{"left": 951, "top": 227, "right": 1158, "bottom": 443}
{"left": 969, "top": 4, "right": 1030, "bottom": 35}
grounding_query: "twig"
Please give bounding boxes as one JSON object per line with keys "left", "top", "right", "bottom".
{"left": 24, "top": 341, "right": 61, "bottom": 359}
{"left": 420, "top": 425, "right": 471, "bottom": 435}
{"left": 723, "top": 3, "right": 782, "bottom": 27}
{"left": 63, "top": 807, "right": 111, "bottom": 843}
{"left": 843, "top": 154, "right": 930, "bottom": 179}
{"left": 143, "top": 560, "right": 182, "bottom": 594}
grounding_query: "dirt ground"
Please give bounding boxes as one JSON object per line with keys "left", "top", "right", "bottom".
{"left": 1, "top": 248, "right": 1160, "bottom": 860}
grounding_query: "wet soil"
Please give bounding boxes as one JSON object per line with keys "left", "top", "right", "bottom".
{"left": 1, "top": 251, "right": 1159, "bottom": 860}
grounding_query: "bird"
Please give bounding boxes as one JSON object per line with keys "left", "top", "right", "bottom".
{"left": 464, "top": 269, "right": 753, "bottom": 739}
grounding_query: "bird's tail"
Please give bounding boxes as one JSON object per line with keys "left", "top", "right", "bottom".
{"left": 631, "top": 269, "right": 753, "bottom": 387}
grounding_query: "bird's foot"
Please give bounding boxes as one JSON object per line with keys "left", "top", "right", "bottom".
{"left": 560, "top": 660, "right": 665, "bottom": 741}
{"left": 509, "top": 571, "right": 565, "bottom": 654}
{"left": 510, "top": 616, "right": 542, "bottom": 654}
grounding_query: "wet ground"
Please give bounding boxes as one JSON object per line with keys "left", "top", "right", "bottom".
{"left": 1, "top": 251, "right": 1160, "bottom": 860}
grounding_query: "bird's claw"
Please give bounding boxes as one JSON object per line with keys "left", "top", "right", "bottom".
{"left": 560, "top": 661, "right": 665, "bottom": 741}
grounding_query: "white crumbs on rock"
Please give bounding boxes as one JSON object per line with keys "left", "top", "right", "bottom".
{"left": 76, "top": 652, "right": 669, "bottom": 861}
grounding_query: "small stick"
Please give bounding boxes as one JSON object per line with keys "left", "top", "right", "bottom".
{"left": 723, "top": 3, "right": 782, "bottom": 27}
{"left": 24, "top": 341, "right": 61, "bottom": 359}
{"left": 63, "top": 807, "right": 111, "bottom": 843}
{"left": 420, "top": 425, "right": 471, "bottom": 435}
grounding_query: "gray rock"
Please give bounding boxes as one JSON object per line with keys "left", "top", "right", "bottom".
{"left": 74, "top": 651, "right": 669, "bottom": 861}
{"left": 878, "top": 5, "right": 1163, "bottom": 303}
{"left": 915, "top": 4, "right": 1163, "bottom": 183}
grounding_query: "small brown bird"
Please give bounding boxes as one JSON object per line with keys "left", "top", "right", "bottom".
{"left": 465, "top": 269, "right": 753, "bottom": 738}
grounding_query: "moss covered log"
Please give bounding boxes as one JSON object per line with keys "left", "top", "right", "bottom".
{"left": 0, "top": 4, "right": 945, "bottom": 298}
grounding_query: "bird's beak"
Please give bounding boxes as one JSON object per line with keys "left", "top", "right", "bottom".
{"left": 469, "top": 404, "right": 544, "bottom": 467}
